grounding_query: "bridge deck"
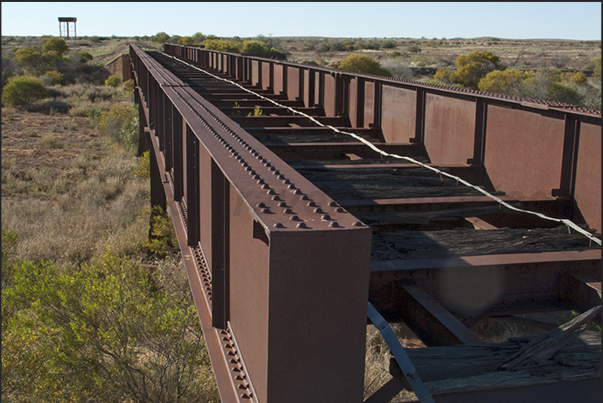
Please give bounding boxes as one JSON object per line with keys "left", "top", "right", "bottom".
{"left": 131, "top": 44, "right": 601, "bottom": 403}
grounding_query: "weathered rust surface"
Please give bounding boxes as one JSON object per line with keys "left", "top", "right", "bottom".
{"left": 424, "top": 93, "right": 476, "bottom": 165}
{"left": 380, "top": 85, "right": 416, "bottom": 143}
{"left": 132, "top": 44, "right": 373, "bottom": 403}
{"left": 484, "top": 105, "right": 566, "bottom": 199}
{"left": 136, "top": 44, "right": 601, "bottom": 403}
{"left": 573, "top": 121, "right": 601, "bottom": 231}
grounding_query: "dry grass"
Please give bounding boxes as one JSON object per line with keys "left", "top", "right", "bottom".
{"left": 364, "top": 323, "right": 424, "bottom": 402}
{"left": 1, "top": 107, "right": 150, "bottom": 267}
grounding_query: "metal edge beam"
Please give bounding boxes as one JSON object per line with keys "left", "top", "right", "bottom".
{"left": 398, "top": 284, "right": 484, "bottom": 346}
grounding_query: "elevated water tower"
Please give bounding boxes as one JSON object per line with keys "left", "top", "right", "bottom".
{"left": 58, "top": 17, "right": 77, "bottom": 40}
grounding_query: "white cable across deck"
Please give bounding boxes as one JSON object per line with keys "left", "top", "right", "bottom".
{"left": 168, "top": 53, "right": 601, "bottom": 246}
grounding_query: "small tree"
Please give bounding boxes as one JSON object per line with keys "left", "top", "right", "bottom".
{"left": 337, "top": 54, "right": 392, "bottom": 77}
{"left": 454, "top": 50, "right": 500, "bottom": 89}
{"left": 434, "top": 68, "right": 455, "bottom": 85}
{"left": 203, "top": 39, "right": 240, "bottom": 53}
{"left": 478, "top": 68, "right": 529, "bottom": 96}
{"left": 153, "top": 32, "right": 170, "bottom": 43}
{"left": 15, "top": 46, "right": 42, "bottom": 65}
{"left": 104, "top": 74, "right": 121, "bottom": 87}
{"left": 192, "top": 32, "right": 206, "bottom": 44}
{"left": 241, "top": 40, "right": 270, "bottom": 54}
{"left": 178, "top": 36, "right": 195, "bottom": 46}
{"left": 547, "top": 82, "right": 583, "bottom": 105}
{"left": 41, "top": 37, "right": 68, "bottom": 57}
{"left": 79, "top": 51, "right": 93, "bottom": 63}
{"left": 43, "top": 70, "right": 63, "bottom": 85}
{"left": 2, "top": 75, "right": 48, "bottom": 106}
{"left": 380, "top": 59, "right": 414, "bottom": 80}
{"left": 569, "top": 71, "right": 587, "bottom": 86}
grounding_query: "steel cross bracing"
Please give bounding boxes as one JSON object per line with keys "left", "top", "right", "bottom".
{"left": 130, "top": 43, "right": 601, "bottom": 403}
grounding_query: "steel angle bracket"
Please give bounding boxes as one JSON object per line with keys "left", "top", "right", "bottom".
{"left": 367, "top": 302, "right": 435, "bottom": 403}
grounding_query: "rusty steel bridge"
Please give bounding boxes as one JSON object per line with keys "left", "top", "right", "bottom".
{"left": 129, "top": 43, "right": 601, "bottom": 403}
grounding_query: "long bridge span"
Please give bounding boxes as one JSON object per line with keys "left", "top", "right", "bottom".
{"left": 129, "top": 43, "right": 601, "bottom": 403}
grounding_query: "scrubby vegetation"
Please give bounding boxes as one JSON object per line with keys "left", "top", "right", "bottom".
{"left": 2, "top": 35, "right": 220, "bottom": 402}
{"left": 2, "top": 245, "right": 218, "bottom": 403}
{"left": 336, "top": 53, "right": 392, "bottom": 77}
{"left": 2, "top": 75, "right": 48, "bottom": 105}
{"left": 433, "top": 50, "right": 601, "bottom": 109}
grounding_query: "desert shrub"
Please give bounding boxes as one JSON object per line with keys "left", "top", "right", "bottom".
{"left": 122, "top": 78, "right": 135, "bottom": 92}
{"left": 44, "top": 99, "right": 70, "bottom": 114}
{"left": 131, "top": 150, "right": 150, "bottom": 178}
{"left": 1, "top": 227, "right": 18, "bottom": 289}
{"left": 95, "top": 102, "right": 139, "bottom": 151}
{"left": 145, "top": 207, "right": 179, "bottom": 255}
{"left": 41, "top": 37, "right": 68, "bottom": 56}
{"left": 389, "top": 51, "right": 402, "bottom": 58}
{"left": 192, "top": 32, "right": 206, "bottom": 43}
{"left": 434, "top": 68, "right": 455, "bottom": 85}
{"left": 241, "top": 39, "right": 270, "bottom": 54}
{"left": 380, "top": 59, "right": 414, "bottom": 80}
{"left": 547, "top": 81, "right": 584, "bottom": 105}
{"left": 407, "top": 44, "right": 422, "bottom": 53}
{"left": 104, "top": 74, "right": 121, "bottom": 87}
{"left": 178, "top": 36, "right": 196, "bottom": 46}
{"left": 380, "top": 39, "right": 397, "bottom": 49}
{"left": 43, "top": 70, "right": 63, "bottom": 85}
{"left": 588, "top": 57, "right": 601, "bottom": 81}
{"left": 454, "top": 50, "right": 500, "bottom": 89}
{"left": 15, "top": 46, "right": 42, "bottom": 66}
{"left": 478, "top": 68, "right": 529, "bottom": 96}
{"left": 337, "top": 54, "right": 393, "bottom": 77}
{"left": 2, "top": 249, "right": 219, "bottom": 403}
{"left": 2, "top": 75, "right": 48, "bottom": 106}
{"left": 569, "top": 71, "right": 587, "bottom": 86}
{"left": 79, "top": 51, "right": 93, "bottom": 63}
{"left": 153, "top": 32, "right": 170, "bottom": 43}
{"left": 203, "top": 39, "right": 240, "bottom": 53}
{"left": 327, "top": 41, "right": 348, "bottom": 52}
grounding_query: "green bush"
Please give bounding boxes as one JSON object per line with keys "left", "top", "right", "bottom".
{"left": 131, "top": 150, "right": 150, "bottom": 178}
{"left": 79, "top": 51, "right": 93, "bottom": 63}
{"left": 43, "top": 70, "right": 63, "bottom": 85}
{"left": 145, "top": 207, "right": 178, "bottom": 255}
{"left": 569, "top": 71, "right": 587, "bottom": 86}
{"left": 337, "top": 54, "right": 392, "bottom": 77}
{"left": 178, "top": 36, "right": 196, "bottom": 46}
{"left": 2, "top": 75, "right": 48, "bottom": 105}
{"left": 153, "top": 32, "right": 170, "bottom": 43}
{"left": 478, "top": 68, "right": 529, "bottom": 96}
{"left": 241, "top": 40, "right": 270, "bottom": 54}
{"left": 122, "top": 78, "right": 135, "bottom": 92}
{"left": 454, "top": 50, "right": 500, "bottom": 89}
{"left": 2, "top": 249, "right": 218, "bottom": 402}
{"left": 41, "top": 37, "right": 68, "bottom": 56}
{"left": 380, "top": 39, "right": 398, "bottom": 49}
{"left": 95, "top": 102, "right": 139, "bottom": 151}
{"left": 15, "top": 46, "right": 42, "bottom": 66}
{"left": 203, "top": 39, "right": 240, "bottom": 53}
{"left": 547, "top": 82, "right": 584, "bottom": 105}
{"left": 104, "top": 74, "right": 121, "bottom": 87}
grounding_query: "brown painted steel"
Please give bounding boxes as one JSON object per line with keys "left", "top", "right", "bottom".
{"left": 427, "top": 378, "right": 601, "bottom": 403}
{"left": 131, "top": 44, "right": 373, "bottom": 403}
{"left": 134, "top": 44, "right": 601, "bottom": 403}
{"left": 370, "top": 250, "right": 601, "bottom": 319}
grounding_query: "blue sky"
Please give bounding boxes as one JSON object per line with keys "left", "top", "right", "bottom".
{"left": 1, "top": 2, "right": 601, "bottom": 40}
